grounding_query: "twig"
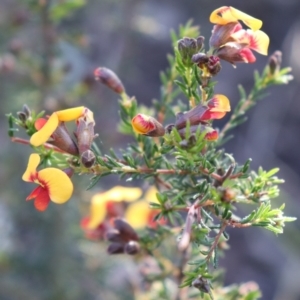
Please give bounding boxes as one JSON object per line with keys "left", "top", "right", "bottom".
{"left": 11, "top": 137, "right": 68, "bottom": 154}
{"left": 175, "top": 248, "right": 190, "bottom": 300}
{"left": 206, "top": 222, "right": 227, "bottom": 263}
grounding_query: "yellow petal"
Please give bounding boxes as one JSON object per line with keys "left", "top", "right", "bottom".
{"left": 230, "top": 7, "right": 262, "bottom": 31}
{"left": 38, "top": 168, "right": 73, "bottom": 204}
{"left": 144, "top": 186, "right": 159, "bottom": 203}
{"left": 22, "top": 153, "right": 40, "bottom": 182}
{"left": 125, "top": 201, "right": 150, "bottom": 229}
{"left": 210, "top": 6, "right": 262, "bottom": 31}
{"left": 30, "top": 113, "right": 59, "bottom": 146}
{"left": 249, "top": 30, "right": 269, "bottom": 55}
{"left": 210, "top": 6, "right": 238, "bottom": 25}
{"left": 104, "top": 186, "right": 143, "bottom": 202}
{"left": 87, "top": 193, "right": 108, "bottom": 229}
{"left": 56, "top": 106, "right": 85, "bottom": 121}
{"left": 209, "top": 94, "right": 231, "bottom": 112}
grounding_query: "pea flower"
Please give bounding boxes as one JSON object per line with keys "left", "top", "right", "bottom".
{"left": 30, "top": 106, "right": 94, "bottom": 147}
{"left": 175, "top": 94, "right": 231, "bottom": 130}
{"left": 22, "top": 153, "right": 73, "bottom": 211}
{"left": 209, "top": 6, "right": 269, "bottom": 65}
{"left": 131, "top": 114, "right": 165, "bottom": 137}
{"left": 86, "top": 186, "right": 143, "bottom": 229}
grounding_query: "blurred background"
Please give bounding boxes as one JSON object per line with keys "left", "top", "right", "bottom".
{"left": 1, "top": 0, "right": 300, "bottom": 299}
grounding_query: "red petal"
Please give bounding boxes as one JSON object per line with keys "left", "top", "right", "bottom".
{"left": 34, "top": 187, "right": 51, "bottom": 211}
{"left": 239, "top": 48, "right": 256, "bottom": 63}
{"left": 205, "top": 130, "right": 219, "bottom": 141}
{"left": 26, "top": 186, "right": 42, "bottom": 201}
{"left": 34, "top": 118, "right": 48, "bottom": 130}
{"left": 201, "top": 110, "right": 226, "bottom": 120}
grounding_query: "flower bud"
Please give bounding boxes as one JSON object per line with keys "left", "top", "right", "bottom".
{"left": 22, "top": 104, "right": 31, "bottom": 119}
{"left": 124, "top": 241, "right": 140, "bottom": 255}
{"left": 107, "top": 242, "right": 125, "bottom": 255}
{"left": 17, "top": 104, "right": 31, "bottom": 124}
{"left": 17, "top": 111, "right": 27, "bottom": 123}
{"left": 192, "top": 53, "right": 209, "bottom": 66}
{"left": 94, "top": 67, "right": 125, "bottom": 94}
{"left": 106, "top": 229, "right": 122, "bottom": 243}
{"left": 80, "top": 149, "right": 95, "bottom": 168}
{"left": 131, "top": 114, "right": 165, "bottom": 137}
{"left": 219, "top": 187, "right": 236, "bottom": 203}
{"left": 178, "top": 36, "right": 205, "bottom": 67}
{"left": 268, "top": 50, "right": 282, "bottom": 75}
{"left": 114, "top": 218, "right": 139, "bottom": 241}
{"left": 191, "top": 276, "right": 210, "bottom": 293}
{"left": 75, "top": 108, "right": 96, "bottom": 162}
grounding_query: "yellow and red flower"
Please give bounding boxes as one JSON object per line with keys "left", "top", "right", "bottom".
{"left": 30, "top": 106, "right": 94, "bottom": 147}
{"left": 209, "top": 6, "right": 269, "bottom": 64}
{"left": 22, "top": 153, "right": 73, "bottom": 211}
{"left": 175, "top": 94, "right": 230, "bottom": 130}
{"left": 85, "top": 186, "right": 143, "bottom": 230}
{"left": 131, "top": 114, "right": 165, "bottom": 137}
{"left": 82, "top": 186, "right": 166, "bottom": 240}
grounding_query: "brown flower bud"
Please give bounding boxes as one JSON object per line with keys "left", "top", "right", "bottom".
{"left": 76, "top": 118, "right": 95, "bottom": 155}
{"left": 178, "top": 36, "right": 205, "bottom": 67}
{"left": 268, "top": 50, "right": 282, "bottom": 75}
{"left": 191, "top": 276, "right": 210, "bottom": 293}
{"left": 107, "top": 242, "right": 125, "bottom": 255}
{"left": 113, "top": 218, "right": 139, "bottom": 241}
{"left": 124, "top": 241, "right": 140, "bottom": 255}
{"left": 106, "top": 229, "right": 123, "bottom": 243}
{"left": 94, "top": 67, "right": 125, "bottom": 94}
{"left": 192, "top": 53, "right": 209, "bottom": 65}
{"left": 80, "top": 149, "right": 95, "bottom": 168}
{"left": 17, "top": 111, "right": 27, "bottom": 123}
{"left": 22, "top": 104, "right": 31, "bottom": 119}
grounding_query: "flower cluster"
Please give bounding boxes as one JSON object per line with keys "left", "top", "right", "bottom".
{"left": 209, "top": 6, "right": 269, "bottom": 65}
{"left": 131, "top": 93, "right": 230, "bottom": 142}
{"left": 22, "top": 106, "right": 97, "bottom": 211}
{"left": 81, "top": 186, "right": 167, "bottom": 254}
{"left": 131, "top": 6, "right": 269, "bottom": 142}
{"left": 81, "top": 186, "right": 166, "bottom": 239}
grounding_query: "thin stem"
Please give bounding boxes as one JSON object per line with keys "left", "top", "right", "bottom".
{"left": 175, "top": 248, "right": 189, "bottom": 300}
{"left": 11, "top": 137, "right": 68, "bottom": 154}
{"left": 206, "top": 222, "right": 227, "bottom": 263}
